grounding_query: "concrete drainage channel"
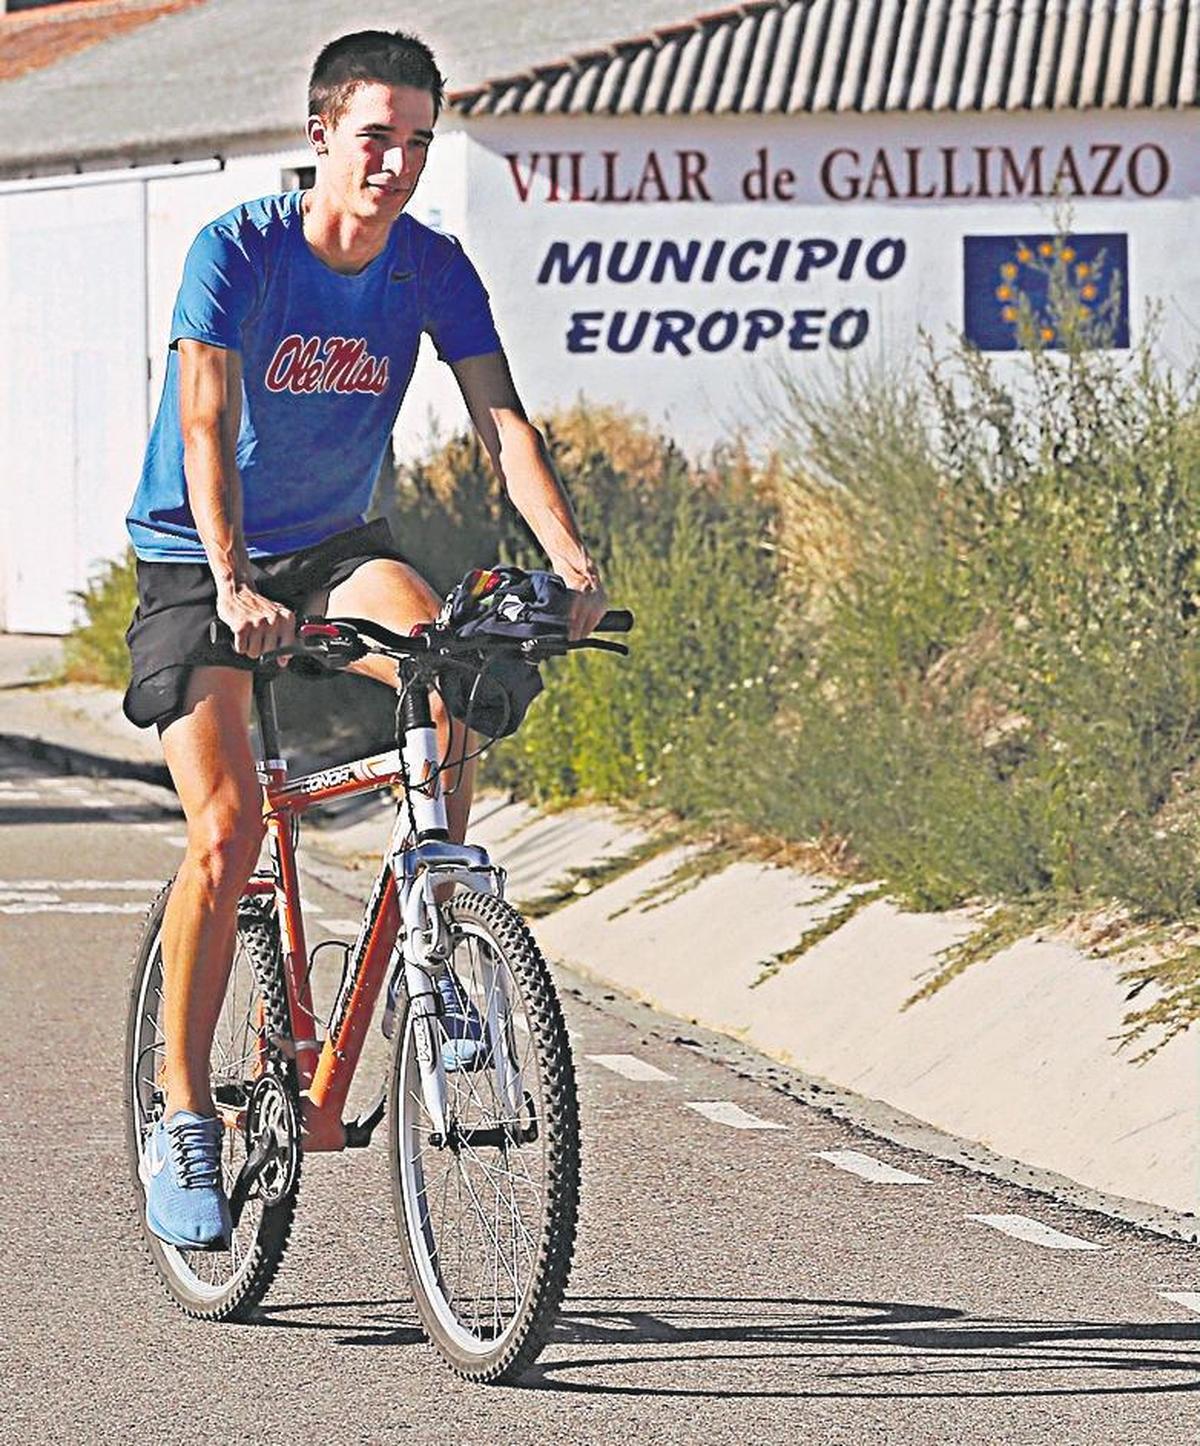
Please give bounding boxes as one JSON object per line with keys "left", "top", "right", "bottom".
{"left": 307, "top": 791, "right": 1199, "bottom": 1243}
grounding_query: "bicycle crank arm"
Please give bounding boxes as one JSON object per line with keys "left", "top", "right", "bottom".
{"left": 228, "top": 1138, "right": 274, "bottom": 1228}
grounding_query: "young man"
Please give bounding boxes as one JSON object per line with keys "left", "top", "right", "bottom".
{"left": 124, "top": 30, "right": 606, "bottom": 1250}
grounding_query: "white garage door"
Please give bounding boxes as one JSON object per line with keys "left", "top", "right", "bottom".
{"left": 0, "top": 180, "right": 146, "bottom": 634}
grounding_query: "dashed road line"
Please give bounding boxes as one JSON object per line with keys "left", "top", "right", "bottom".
{"left": 587, "top": 1053, "right": 676, "bottom": 1082}
{"left": 0, "top": 878, "right": 161, "bottom": 916}
{"left": 1160, "top": 1291, "right": 1200, "bottom": 1315}
{"left": 36, "top": 793, "right": 124, "bottom": 810}
{"left": 684, "top": 1100, "right": 785, "bottom": 1131}
{"left": 2, "top": 901, "right": 148, "bottom": 915}
{"left": 814, "top": 1149, "right": 930, "bottom": 1184}
{"left": 967, "top": 1214, "right": 1101, "bottom": 1251}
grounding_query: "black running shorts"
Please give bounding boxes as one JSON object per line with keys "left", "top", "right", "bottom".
{"left": 123, "top": 518, "right": 406, "bottom": 731}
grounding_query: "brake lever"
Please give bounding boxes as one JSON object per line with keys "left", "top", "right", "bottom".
{"left": 520, "top": 637, "right": 629, "bottom": 663}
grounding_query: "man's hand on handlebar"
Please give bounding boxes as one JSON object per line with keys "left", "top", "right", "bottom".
{"left": 216, "top": 584, "right": 295, "bottom": 662}
{"left": 553, "top": 556, "right": 609, "bottom": 641}
{"left": 566, "top": 583, "right": 610, "bottom": 642}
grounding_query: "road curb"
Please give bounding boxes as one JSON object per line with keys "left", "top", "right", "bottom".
{"left": 0, "top": 730, "right": 173, "bottom": 791}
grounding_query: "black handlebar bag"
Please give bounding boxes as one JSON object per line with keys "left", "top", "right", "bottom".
{"left": 434, "top": 567, "right": 573, "bottom": 739}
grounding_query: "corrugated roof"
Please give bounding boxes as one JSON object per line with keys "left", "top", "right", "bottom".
{"left": 450, "top": 0, "right": 1200, "bottom": 115}
{"left": 0, "top": 0, "right": 704, "bottom": 176}
{"left": 0, "top": 0, "right": 200, "bottom": 84}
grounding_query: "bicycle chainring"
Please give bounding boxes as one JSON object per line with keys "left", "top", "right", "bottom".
{"left": 243, "top": 1073, "right": 301, "bottom": 1208}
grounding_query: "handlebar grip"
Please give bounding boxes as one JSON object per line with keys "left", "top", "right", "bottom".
{"left": 597, "top": 609, "right": 634, "bottom": 633}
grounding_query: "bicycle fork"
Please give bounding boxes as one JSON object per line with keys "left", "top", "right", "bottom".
{"left": 388, "top": 681, "right": 524, "bottom": 1137}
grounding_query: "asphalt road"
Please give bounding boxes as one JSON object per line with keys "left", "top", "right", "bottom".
{"left": 2, "top": 744, "right": 1198, "bottom": 1445}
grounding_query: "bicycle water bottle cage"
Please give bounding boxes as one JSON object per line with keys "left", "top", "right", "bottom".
{"left": 434, "top": 566, "right": 574, "bottom": 739}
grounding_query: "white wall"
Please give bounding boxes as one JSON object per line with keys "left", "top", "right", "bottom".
{"left": 0, "top": 178, "right": 146, "bottom": 633}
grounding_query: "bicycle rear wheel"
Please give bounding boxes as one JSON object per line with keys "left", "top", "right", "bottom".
{"left": 124, "top": 885, "right": 300, "bottom": 1320}
{"left": 388, "top": 890, "right": 580, "bottom": 1383}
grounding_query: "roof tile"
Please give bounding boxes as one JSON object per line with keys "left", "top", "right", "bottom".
{"left": 451, "top": 0, "right": 1199, "bottom": 114}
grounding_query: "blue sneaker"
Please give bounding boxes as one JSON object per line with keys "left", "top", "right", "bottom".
{"left": 437, "top": 969, "right": 491, "bottom": 1072}
{"left": 139, "top": 1111, "right": 231, "bottom": 1251}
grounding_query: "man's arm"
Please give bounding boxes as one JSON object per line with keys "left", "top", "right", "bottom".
{"left": 449, "top": 350, "right": 608, "bottom": 637}
{"left": 178, "top": 339, "right": 293, "bottom": 658}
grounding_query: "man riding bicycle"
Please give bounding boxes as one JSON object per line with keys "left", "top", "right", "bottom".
{"left": 123, "top": 30, "right": 607, "bottom": 1252}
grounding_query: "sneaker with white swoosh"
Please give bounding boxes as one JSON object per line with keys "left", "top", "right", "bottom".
{"left": 138, "top": 1111, "right": 231, "bottom": 1251}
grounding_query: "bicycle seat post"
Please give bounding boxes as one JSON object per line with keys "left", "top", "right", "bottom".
{"left": 253, "top": 671, "right": 286, "bottom": 779}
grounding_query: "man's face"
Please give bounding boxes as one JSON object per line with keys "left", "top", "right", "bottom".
{"left": 310, "top": 81, "right": 436, "bottom": 221}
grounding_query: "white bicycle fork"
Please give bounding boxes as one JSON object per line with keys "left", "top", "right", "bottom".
{"left": 389, "top": 712, "right": 524, "bottom": 1137}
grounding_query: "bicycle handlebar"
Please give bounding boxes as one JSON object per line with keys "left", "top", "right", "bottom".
{"left": 206, "top": 608, "right": 634, "bottom": 666}
{"left": 596, "top": 609, "right": 633, "bottom": 633}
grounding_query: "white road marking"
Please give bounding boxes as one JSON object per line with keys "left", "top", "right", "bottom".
{"left": 1160, "top": 1291, "right": 1200, "bottom": 1315}
{"left": 0, "top": 791, "right": 42, "bottom": 802}
{"left": 304, "top": 901, "right": 325, "bottom": 916}
{"left": 0, "top": 901, "right": 148, "bottom": 915}
{"left": 0, "top": 879, "right": 162, "bottom": 891}
{"left": 587, "top": 1053, "right": 676, "bottom": 1082}
{"left": 40, "top": 791, "right": 123, "bottom": 809}
{"left": 684, "top": 1100, "right": 785, "bottom": 1131}
{"left": 814, "top": 1150, "right": 930, "bottom": 1184}
{"left": 165, "top": 836, "right": 188, "bottom": 848}
{"left": 966, "top": 1214, "right": 1101, "bottom": 1251}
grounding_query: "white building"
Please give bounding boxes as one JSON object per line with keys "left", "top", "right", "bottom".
{"left": 0, "top": 0, "right": 1196, "bottom": 633}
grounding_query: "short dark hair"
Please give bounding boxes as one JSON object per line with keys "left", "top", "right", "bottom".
{"left": 308, "top": 30, "right": 445, "bottom": 125}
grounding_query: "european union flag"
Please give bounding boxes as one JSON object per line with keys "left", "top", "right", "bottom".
{"left": 963, "top": 234, "right": 1129, "bottom": 351}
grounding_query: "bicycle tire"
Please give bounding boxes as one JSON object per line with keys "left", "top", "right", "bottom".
{"left": 387, "top": 889, "right": 580, "bottom": 1383}
{"left": 124, "top": 882, "right": 300, "bottom": 1320}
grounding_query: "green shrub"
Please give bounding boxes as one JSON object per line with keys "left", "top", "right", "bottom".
{"left": 765, "top": 252, "right": 1200, "bottom": 933}
{"left": 386, "top": 406, "right": 785, "bottom": 815}
{"left": 61, "top": 548, "right": 138, "bottom": 686}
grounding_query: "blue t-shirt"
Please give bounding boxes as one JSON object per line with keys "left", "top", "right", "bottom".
{"left": 127, "top": 192, "right": 501, "bottom": 560}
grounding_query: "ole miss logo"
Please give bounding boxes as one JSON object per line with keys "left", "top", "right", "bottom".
{"left": 265, "top": 334, "right": 390, "bottom": 395}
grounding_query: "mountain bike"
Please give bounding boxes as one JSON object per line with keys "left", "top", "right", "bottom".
{"left": 123, "top": 594, "right": 632, "bottom": 1383}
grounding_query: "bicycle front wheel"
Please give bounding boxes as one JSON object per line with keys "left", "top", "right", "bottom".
{"left": 388, "top": 890, "right": 580, "bottom": 1383}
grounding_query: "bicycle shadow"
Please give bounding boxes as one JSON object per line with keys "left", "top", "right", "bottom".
{"left": 252, "top": 1292, "right": 1200, "bottom": 1399}
{"left": 527, "top": 1294, "right": 1200, "bottom": 1400}
{"left": 254, "top": 1296, "right": 425, "bottom": 1348}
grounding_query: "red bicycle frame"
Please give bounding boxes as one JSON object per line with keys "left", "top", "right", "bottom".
{"left": 248, "top": 666, "right": 434, "bottom": 1153}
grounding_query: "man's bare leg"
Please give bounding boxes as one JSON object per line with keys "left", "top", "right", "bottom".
{"left": 159, "top": 666, "right": 265, "bottom": 1119}
{"left": 318, "top": 559, "right": 477, "bottom": 843}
